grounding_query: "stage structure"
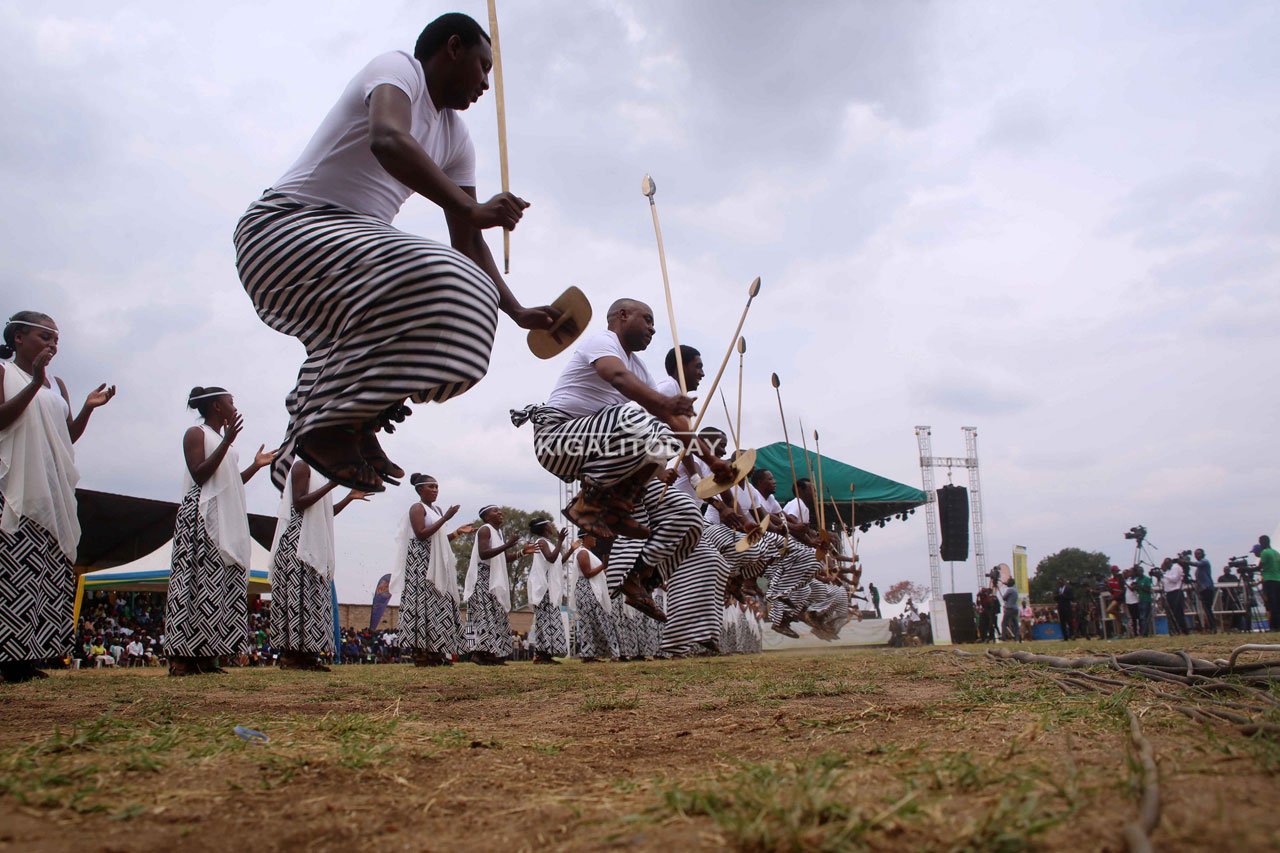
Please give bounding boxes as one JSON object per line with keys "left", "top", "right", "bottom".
{"left": 914, "top": 426, "right": 988, "bottom": 597}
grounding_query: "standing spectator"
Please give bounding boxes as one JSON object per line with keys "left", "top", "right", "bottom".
{"left": 1258, "top": 535, "right": 1280, "bottom": 631}
{"left": 1000, "top": 578, "right": 1021, "bottom": 641}
{"left": 1019, "top": 601, "right": 1034, "bottom": 641}
{"left": 1124, "top": 567, "right": 1141, "bottom": 636}
{"left": 868, "top": 583, "right": 881, "bottom": 618}
{"left": 1189, "top": 549, "right": 1215, "bottom": 633}
{"left": 1054, "top": 580, "right": 1074, "bottom": 641}
{"left": 976, "top": 587, "right": 996, "bottom": 643}
{"left": 1134, "top": 567, "right": 1154, "bottom": 636}
{"left": 1106, "top": 566, "right": 1125, "bottom": 637}
{"left": 1159, "top": 558, "right": 1189, "bottom": 635}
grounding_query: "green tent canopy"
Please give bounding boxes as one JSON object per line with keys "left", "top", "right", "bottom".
{"left": 753, "top": 442, "right": 926, "bottom": 530}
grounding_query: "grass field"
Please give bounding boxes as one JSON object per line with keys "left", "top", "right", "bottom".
{"left": 2, "top": 635, "right": 1279, "bottom": 851}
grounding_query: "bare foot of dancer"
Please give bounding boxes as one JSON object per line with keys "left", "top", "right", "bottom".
{"left": 295, "top": 426, "right": 385, "bottom": 492}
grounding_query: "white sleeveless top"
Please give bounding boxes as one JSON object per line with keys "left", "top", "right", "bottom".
{"left": 0, "top": 363, "right": 79, "bottom": 559}
{"left": 465, "top": 523, "right": 511, "bottom": 612}
{"left": 390, "top": 502, "right": 461, "bottom": 603}
{"left": 182, "top": 424, "right": 250, "bottom": 573}
{"left": 527, "top": 536, "right": 564, "bottom": 607}
{"left": 567, "top": 545, "right": 610, "bottom": 613}
{"left": 271, "top": 460, "right": 335, "bottom": 579}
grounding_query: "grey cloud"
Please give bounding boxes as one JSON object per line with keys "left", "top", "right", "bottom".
{"left": 1103, "top": 165, "right": 1241, "bottom": 248}
{"left": 979, "top": 93, "right": 1057, "bottom": 154}
{"left": 911, "top": 374, "right": 1036, "bottom": 416}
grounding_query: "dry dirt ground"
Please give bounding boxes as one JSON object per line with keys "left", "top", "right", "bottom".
{"left": 2, "top": 635, "right": 1279, "bottom": 852}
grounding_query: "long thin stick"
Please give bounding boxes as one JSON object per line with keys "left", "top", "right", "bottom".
{"left": 719, "top": 390, "right": 739, "bottom": 447}
{"left": 771, "top": 375, "right": 801, "bottom": 503}
{"left": 814, "top": 430, "right": 828, "bottom": 531}
{"left": 735, "top": 336, "right": 746, "bottom": 450}
{"left": 721, "top": 359, "right": 767, "bottom": 548}
{"left": 486, "top": 0, "right": 511, "bottom": 274}
{"left": 658, "top": 277, "right": 762, "bottom": 501}
{"left": 799, "top": 417, "right": 816, "bottom": 527}
{"left": 642, "top": 175, "right": 686, "bottom": 396}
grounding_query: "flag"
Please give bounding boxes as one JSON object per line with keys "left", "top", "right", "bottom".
{"left": 370, "top": 573, "right": 392, "bottom": 631}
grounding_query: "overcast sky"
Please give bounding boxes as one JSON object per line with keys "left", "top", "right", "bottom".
{"left": 4, "top": 1, "right": 1278, "bottom": 609}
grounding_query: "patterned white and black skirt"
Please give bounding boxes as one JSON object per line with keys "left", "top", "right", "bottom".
{"left": 398, "top": 538, "right": 463, "bottom": 657}
{"left": 464, "top": 562, "right": 512, "bottom": 658}
{"left": 165, "top": 486, "right": 248, "bottom": 658}
{"left": 0, "top": 495, "right": 74, "bottom": 663}
{"left": 572, "top": 578, "right": 617, "bottom": 660}
{"left": 661, "top": 538, "right": 730, "bottom": 655}
{"left": 531, "top": 594, "right": 567, "bottom": 657}
{"left": 234, "top": 191, "right": 501, "bottom": 488}
{"left": 268, "top": 510, "right": 335, "bottom": 655}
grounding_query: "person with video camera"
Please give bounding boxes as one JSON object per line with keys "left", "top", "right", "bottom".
{"left": 1184, "top": 549, "right": 1215, "bottom": 633}
{"left": 1258, "top": 535, "right": 1280, "bottom": 631}
{"left": 1159, "top": 557, "right": 1190, "bottom": 635}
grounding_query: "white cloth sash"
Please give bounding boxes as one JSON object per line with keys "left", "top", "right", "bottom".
{"left": 527, "top": 537, "right": 563, "bottom": 606}
{"left": 390, "top": 503, "right": 460, "bottom": 603}
{"left": 465, "top": 523, "right": 511, "bottom": 612}
{"left": 567, "top": 545, "right": 610, "bottom": 613}
{"left": 271, "top": 460, "right": 335, "bottom": 579}
{"left": 183, "top": 424, "right": 249, "bottom": 573}
{"left": 0, "top": 363, "right": 79, "bottom": 560}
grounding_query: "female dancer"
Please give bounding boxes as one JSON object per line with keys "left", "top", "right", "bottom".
{"left": 567, "top": 533, "right": 617, "bottom": 663}
{"left": 0, "top": 312, "right": 114, "bottom": 682}
{"left": 526, "top": 519, "right": 568, "bottom": 664}
{"left": 393, "top": 474, "right": 472, "bottom": 666}
{"left": 166, "top": 387, "right": 274, "bottom": 675}
{"left": 270, "top": 459, "right": 369, "bottom": 670}
{"left": 464, "top": 506, "right": 517, "bottom": 665}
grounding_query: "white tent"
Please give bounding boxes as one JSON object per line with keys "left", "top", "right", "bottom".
{"left": 79, "top": 538, "right": 274, "bottom": 595}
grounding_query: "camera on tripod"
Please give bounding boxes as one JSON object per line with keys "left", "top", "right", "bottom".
{"left": 1124, "top": 525, "right": 1147, "bottom": 543}
{"left": 1174, "top": 549, "right": 1193, "bottom": 562}
{"left": 1226, "top": 556, "right": 1254, "bottom": 576}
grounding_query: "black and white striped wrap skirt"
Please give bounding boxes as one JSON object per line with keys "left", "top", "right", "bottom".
{"left": 510, "top": 402, "right": 681, "bottom": 488}
{"left": 234, "top": 191, "right": 500, "bottom": 488}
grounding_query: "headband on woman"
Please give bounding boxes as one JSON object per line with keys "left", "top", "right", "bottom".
{"left": 7, "top": 318, "right": 58, "bottom": 335}
{"left": 478, "top": 505, "right": 499, "bottom": 518}
{"left": 188, "top": 391, "right": 230, "bottom": 402}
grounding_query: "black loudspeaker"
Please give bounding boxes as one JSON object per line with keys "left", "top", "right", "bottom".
{"left": 944, "top": 592, "right": 978, "bottom": 644}
{"left": 936, "top": 484, "right": 970, "bottom": 562}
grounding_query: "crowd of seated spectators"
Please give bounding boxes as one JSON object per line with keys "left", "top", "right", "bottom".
{"left": 73, "top": 594, "right": 529, "bottom": 667}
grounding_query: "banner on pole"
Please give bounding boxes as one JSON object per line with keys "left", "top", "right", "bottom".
{"left": 1013, "top": 546, "right": 1029, "bottom": 598}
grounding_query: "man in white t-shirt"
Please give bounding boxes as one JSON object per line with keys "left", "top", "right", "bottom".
{"left": 653, "top": 345, "right": 705, "bottom": 398}
{"left": 234, "top": 13, "right": 565, "bottom": 493}
{"left": 783, "top": 478, "right": 816, "bottom": 530}
{"left": 512, "top": 299, "right": 733, "bottom": 621}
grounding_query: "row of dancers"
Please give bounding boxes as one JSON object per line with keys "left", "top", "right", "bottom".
{"left": 0, "top": 305, "right": 858, "bottom": 679}
{"left": 2, "top": 12, "right": 868, "bottom": 681}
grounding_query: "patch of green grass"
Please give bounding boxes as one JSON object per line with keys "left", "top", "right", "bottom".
{"left": 949, "top": 781, "right": 1064, "bottom": 853}
{"left": 580, "top": 695, "right": 640, "bottom": 712}
{"left": 428, "top": 726, "right": 471, "bottom": 749}
{"left": 314, "top": 712, "right": 399, "bottom": 768}
{"left": 658, "top": 752, "right": 911, "bottom": 851}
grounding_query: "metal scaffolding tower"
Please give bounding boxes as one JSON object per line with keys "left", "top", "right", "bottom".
{"left": 914, "top": 427, "right": 943, "bottom": 599}
{"left": 963, "top": 427, "right": 988, "bottom": 590}
{"left": 915, "top": 425, "right": 989, "bottom": 596}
